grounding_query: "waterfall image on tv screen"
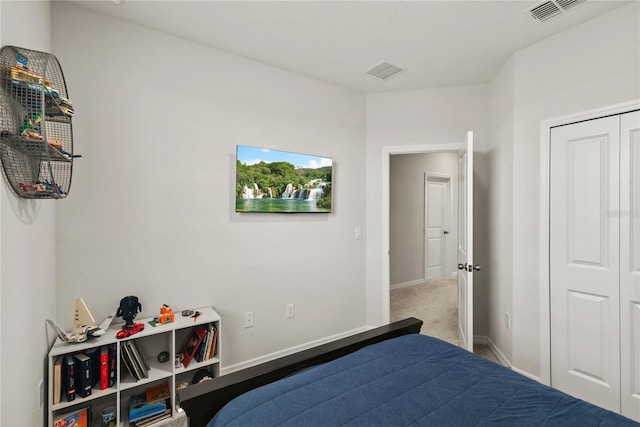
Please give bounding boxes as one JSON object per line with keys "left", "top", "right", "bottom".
{"left": 236, "top": 145, "right": 332, "bottom": 213}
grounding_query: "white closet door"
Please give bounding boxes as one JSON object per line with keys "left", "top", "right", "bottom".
{"left": 621, "top": 110, "right": 640, "bottom": 422}
{"left": 550, "top": 116, "right": 621, "bottom": 411}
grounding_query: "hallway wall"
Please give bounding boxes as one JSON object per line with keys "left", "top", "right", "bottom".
{"left": 389, "top": 152, "right": 459, "bottom": 286}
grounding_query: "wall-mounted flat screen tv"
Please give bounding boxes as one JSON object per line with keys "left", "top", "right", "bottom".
{"left": 236, "top": 145, "right": 332, "bottom": 213}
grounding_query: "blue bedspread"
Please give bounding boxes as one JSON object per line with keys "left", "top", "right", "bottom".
{"left": 209, "top": 334, "right": 638, "bottom": 426}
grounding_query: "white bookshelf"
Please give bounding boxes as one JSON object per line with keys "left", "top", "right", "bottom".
{"left": 48, "top": 306, "right": 221, "bottom": 427}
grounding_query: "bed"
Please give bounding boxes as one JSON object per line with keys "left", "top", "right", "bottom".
{"left": 178, "top": 318, "right": 638, "bottom": 426}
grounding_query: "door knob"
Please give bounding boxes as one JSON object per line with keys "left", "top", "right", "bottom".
{"left": 458, "top": 263, "right": 467, "bottom": 270}
{"left": 473, "top": 265, "right": 481, "bottom": 271}
{"left": 443, "top": 230, "right": 449, "bottom": 235}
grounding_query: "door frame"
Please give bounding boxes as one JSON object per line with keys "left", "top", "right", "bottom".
{"left": 382, "top": 143, "right": 463, "bottom": 324}
{"left": 424, "top": 173, "right": 453, "bottom": 280}
{"left": 538, "top": 99, "right": 640, "bottom": 386}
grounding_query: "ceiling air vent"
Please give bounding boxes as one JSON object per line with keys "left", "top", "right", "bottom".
{"left": 528, "top": 0, "right": 586, "bottom": 22}
{"left": 365, "top": 61, "right": 405, "bottom": 81}
{"left": 556, "top": 0, "right": 586, "bottom": 10}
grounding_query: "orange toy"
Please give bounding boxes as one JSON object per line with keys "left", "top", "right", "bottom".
{"left": 159, "top": 304, "right": 175, "bottom": 325}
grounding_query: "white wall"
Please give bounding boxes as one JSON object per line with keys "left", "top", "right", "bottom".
{"left": 509, "top": 2, "right": 640, "bottom": 377}
{"left": 369, "top": 3, "right": 640, "bottom": 373}
{"left": 389, "top": 152, "right": 458, "bottom": 286}
{"left": 486, "top": 55, "right": 515, "bottom": 363}
{"left": 0, "top": 2, "right": 55, "bottom": 426}
{"left": 52, "top": 2, "right": 367, "bottom": 368}
{"left": 366, "top": 85, "right": 490, "bottom": 335}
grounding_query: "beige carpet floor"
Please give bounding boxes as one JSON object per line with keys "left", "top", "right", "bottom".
{"left": 390, "top": 277, "right": 501, "bottom": 364}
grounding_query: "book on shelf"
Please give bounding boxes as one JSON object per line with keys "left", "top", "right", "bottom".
{"left": 73, "top": 353, "right": 92, "bottom": 398}
{"left": 179, "top": 324, "right": 207, "bottom": 368}
{"left": 99, "top": 346, "right": 109, "bottom": 390}
{"left": 132, "top": 409, "right": 171, "bottom": 427}
{"left": 145, "top": 382, "right": 170, "bottom": 404}
{"left": 122, "top": 342, "right": 137, "bottom": 379}
{"left": 53, "top": 356, "right": 63, "bottom": 405}
{"left": 62, "top": 355, "right": 76, "bottom": 402}
{"left": 128, "top": 392, "right": 169, "bottom": 424}
{"left": 197, "top": 323, "right": 217, "bottom": 363}
{"left": 207, "top": 324, "right": 217, "bottom": 360}
{"left": 53, "top": 405, "right": 90, "bottom": 427}
{"left": 127, "top": 341, "right": 149, "bottom": 379}
{"left": 108, "top": 343, "right": 117, "bottom": 387}
{"left": 121, "top": 343, "right": 141, "bottom": 381}
{"left": 83, "top": 347, "right": 101, "bottom": 388}
{"left": 126, "top": 341, "right": 149, "bottom": 379}
{"left": 195, "top": 328, "right": 208, "bottom": 363}
{"left": 132, "top": 340, "right": 151, "bottom": 372}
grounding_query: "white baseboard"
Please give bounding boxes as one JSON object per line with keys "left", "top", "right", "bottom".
{"left": 220, "top": 326, "right": 370, "bottom": 375}
{"left": 511, "top": 366, "right": 542, "bottom": 383}
{"left": 390, "top": 279, "right": 424, "bottom": 290}
{"left": 473, "top": 335, "right": 511, "bottom": 368}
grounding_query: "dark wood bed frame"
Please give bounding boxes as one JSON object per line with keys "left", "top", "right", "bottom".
{"left": 178, "top": 317, "right": 423, "bottom": 427}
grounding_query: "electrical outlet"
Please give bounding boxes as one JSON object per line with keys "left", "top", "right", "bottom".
{"left": 505, "top": 312, "right": 512, "bottom": 331}
{"left": 244, "top": 312, "right": 254, "bottom": 328}
{"left": 37, "top": 378, "right": 44, "bottom": 409}
{"left": 286, "top": 304, "right": 295, "bottom": 319}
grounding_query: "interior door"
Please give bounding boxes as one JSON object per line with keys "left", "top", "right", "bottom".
{"left": 620, "top": 110, "right": 640, "bottom": 422}
{"left": 425, "top": 177, "right": 448, "bottom": 280}
{"left": 550, "top": 116, "right": 621, "bottom": 412}
{"left": 457, "top": 131, "right": 474, "bottom": 352}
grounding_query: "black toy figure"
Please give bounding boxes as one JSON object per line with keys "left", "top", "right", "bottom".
{"left": 115, "top": 295, "right": 144, "bottom": 338}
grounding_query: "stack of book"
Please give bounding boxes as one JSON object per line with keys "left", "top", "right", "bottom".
{"left": 128, "top": 382, "right": 171, "bottom": 426}
{"left": 121, "top": 340, "right": 150, "bottom": 381}
{"left": 195, "top": 324, "right": 217, "bottom": 363}
{"left": 52, "top": 344, "right": 117, "bottom": 404}
{"left": 179, "top": 324, "right": 217, "bottom": 368}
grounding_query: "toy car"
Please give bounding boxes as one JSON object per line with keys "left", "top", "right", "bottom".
{"left": 44, "top": 82, "right": 72, "bottom": 107}
{"left": 21, "top": 129, "right": 44, "bottom": 141}
{"left": 116, "top": 323, "right": 145, "bottom": 339}
{"left": 43, "top": 81, "right": 75, "bottom": 117}
{"left": 6, "top": 65, "right": 43, "bottom": 85}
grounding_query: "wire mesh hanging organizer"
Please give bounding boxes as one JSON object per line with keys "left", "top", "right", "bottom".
{"left": 0, "top": 45, "right": 78, "bottom": 199}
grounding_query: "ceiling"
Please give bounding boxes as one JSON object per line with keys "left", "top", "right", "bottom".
{"left": 68, "top": 0, "right": 631, "bottom": 93}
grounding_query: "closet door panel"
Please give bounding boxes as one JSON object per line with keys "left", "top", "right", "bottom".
{"left": 566, "top": 290, "right": 610, "bottom": 382}
{"left": 621, "top": 109, "right": 640, "bottom": 422}
{"left": 550, "top": 115, "right": 621, "bottom": 412}
{"left": 566, "top": 136, "right": 610, "bottom": 267}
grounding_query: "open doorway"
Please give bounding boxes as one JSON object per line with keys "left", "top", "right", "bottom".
{"left": 388, "top": 152, "right": 459, "bottom": 345}
{"left": 382, "top": 139, "right": 499, "bottom": 362}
